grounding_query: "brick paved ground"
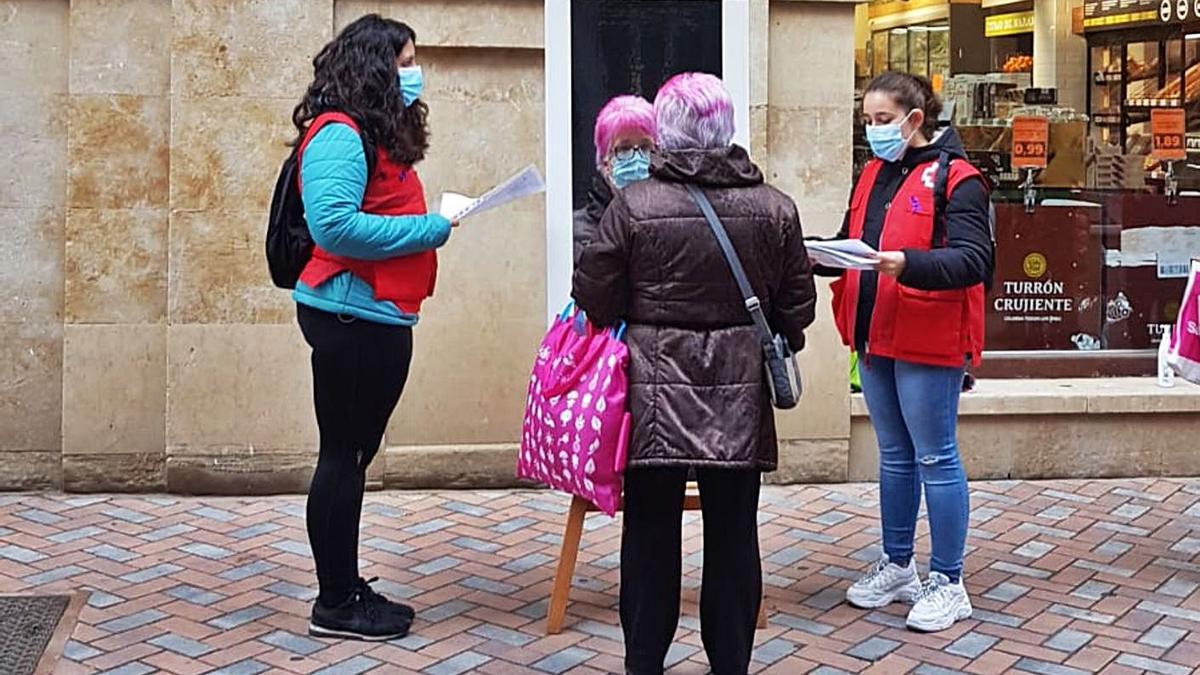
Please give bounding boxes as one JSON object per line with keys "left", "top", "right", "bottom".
{"left": 1, "top": 478, "right": 1199, "bottom": 674}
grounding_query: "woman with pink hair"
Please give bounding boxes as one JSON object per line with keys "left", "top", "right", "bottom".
{"left": 574, "top": 72, "right": 816, "bottom": 675}
{"left": 573, "top": 95, "right": 657, "bottom": 265}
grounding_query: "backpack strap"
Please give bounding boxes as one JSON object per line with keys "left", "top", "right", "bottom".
{"left": 684, "top": 184, "right": 775, "bottom": 346}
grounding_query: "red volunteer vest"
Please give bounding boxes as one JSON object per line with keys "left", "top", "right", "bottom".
{"left": 296, "top": 112, "right": 438, "bottom": 314}
{"left": 830, "top": 157, "right": 986, "bottom": 368}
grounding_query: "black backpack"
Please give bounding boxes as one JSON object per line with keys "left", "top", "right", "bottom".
{"left": 931, "top": 149, "right": 997, "bottom": 291}
{"left": 266, "top": 125, "right": 376, "bottom": 289}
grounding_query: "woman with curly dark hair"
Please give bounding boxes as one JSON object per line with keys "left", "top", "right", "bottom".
{"left": 290, "top": 14, "right": 453, "bottom": 641}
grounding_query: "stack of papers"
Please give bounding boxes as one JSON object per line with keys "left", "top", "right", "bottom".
{"left": 438, "top": 165, "right": 546, "bottom": 222}
{"left": 806, "top": 239, "right": 879, "bottom": 270}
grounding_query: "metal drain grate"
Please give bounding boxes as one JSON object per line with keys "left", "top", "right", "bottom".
{"left": 0, "top": 595, "right": 70, "bottom": 675}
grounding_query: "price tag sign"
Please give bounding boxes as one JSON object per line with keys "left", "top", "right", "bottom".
{"left": 1151, "top": 108, "right": 1186, "bottom": 161}
{"left": 1011, "top": 116, "right": 1049, "bottom": 169}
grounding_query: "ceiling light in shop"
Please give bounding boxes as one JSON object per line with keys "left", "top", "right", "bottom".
{"left": 928, "top": 26, "right": 950, "bottom": 32}
{"left": 1186, "top": 33, "right": 1200, "bottom": 41}
{"left": 892, "top": 28, "right": 909, "bottom": 34}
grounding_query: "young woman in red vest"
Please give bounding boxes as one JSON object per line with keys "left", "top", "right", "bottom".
{"left": 291, "top": 15, "right": 454, "bottom": 641}
{"left": 816, "top": 72, "right": 992, "bottom": 632}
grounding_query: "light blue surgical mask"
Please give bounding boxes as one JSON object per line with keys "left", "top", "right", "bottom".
{"left": 397, "top": 66, "right": 423, "bottom": 107}
{"left": 865, "top": 110, "right": 916, "bottom": 163}
{"left": 610, "top": 149, "right": 650, "bottom": 189}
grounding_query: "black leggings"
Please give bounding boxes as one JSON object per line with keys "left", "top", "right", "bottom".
{"left": 620, "top": 467, "right": 762, "bottom": 675}
{"left": 297, "top": 304, "right": 413, "bottom": 606}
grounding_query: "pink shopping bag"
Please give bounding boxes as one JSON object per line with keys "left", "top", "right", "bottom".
{"left": 1167, "top": 259, "right": 1200, "bottom": 385}
{"left": 518, "top": 304, "right": 631, "bottom": 516}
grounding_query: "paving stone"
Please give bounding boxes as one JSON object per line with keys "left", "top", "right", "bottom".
{"left": 664, "top": 642, "right": 701, "bottom": 667}
{"left": 974, "top": 608, "right": 1025, "bottom": 628}
{"left": 313, "top": 656, "right": 380, "bottom": 675}
{"left": 103, "top": 507, "right": 154, "bottom": 524}
{"left": 468, "top": 623, "right": 536, "bottom": 647}
{"left": 210, "top": 660, "right": 271, "bottom": 675}
{"left": 1115, "top": 654, "right": 1192, "bottom": 675}
{"left": 165, "top": 584, "right": 226, "bottom": 606}
{"left": 149, "top": 633, "right": 215, "bottom": 658}
{"left": 189, "top": 506, "right": 238, "bottom": 522}
{"left": 120, "top": 563, "right": 182, "bottom": 583}
{"left": 266, "top": 580, "right": 317, "bottom": 601}
{"left": 1139, "top": 625, "right": 1188, "bottom": 649}
{"left": 1043, "top": 489, "right": 1094, "bottom": 503}
{"left": 812, "top": 511, "right": 853, "bottom": 526}
{"left": 846, "top": 636, "right": 900, "bottom": 661}
{"left": 1112, "top": 503, "right": 1151, "bottom": 519}
{"left": 1072, "top": 580, "right": 1116, "bottom": 601}
{"left": 0, "top": 544, "right": 46, "bottom": 563}
{"left": 1016, "top": 523, "right": 1075, "bottom": 539}
{"left": 96, "top": 609, "right": 167, "bottom": 633}
{"left": 789, "top": 530, "right": 837, "bottom": 544}
{"left": 443, "top": 501, "right": 491, "bottom": 517}
{"left": 991, "top": 561, "right": 1052, "bottom": 579}
{"left": 412, "top": 556, "right": 463, "bottom": 576}
{"left": 984, "top": 581, "right": 1030, "bottom": 602}
{"left": 915, "top": 666, "right": 966, "bottom": 675}
{"left": 863, "top": 611, "right": 909, "bottom": 629}
{"left": 1073, "top": 560, "right": 1138, "bottom": 578}
{"left": 422, "top": 599, "right": 475, "bottom": 622}
{"left": 63, "top": 640, "right": 102, "bottom": 661}
{"left": 1045, "top": 628, "right": 1094, "bottom": 653}
{"left": 229, "top": 522, "right": 283, "bottom": 540}
{"left": 363, "top": 537, "right": 414, "bottom": 555}
{"left": 1014, "top": 540, "right": 1056, "bottom": 559}
{"left": 86, "top": 590, "right": 125, "bottom": 608}
{"left": 139, "top": 524, "right": 196, "bottom": 541}
{"left": 208, "top": 606, "right": 273, "bottom": 630}
{"left": 773, "top": 613, "right": 836, "bottom": 635}
{"left": 1036, "top": 505, "right": 1076, "bottom": 521}
{"left": 503, "top": 552, "right": 555, "bottom": 573}
{"left": 573, "top": 619, "right": 624, "bottom": 642}
{"left": 260, "top": 630, "right": 324, "bottom": 656}
{"left": 25, "top": 564, "right": 86, "bottom": 585}
{"left": 461, "top": 576, "right": 519, "bottom": 595}
{"left": 1169, "top": 536, "right": 1200, "bottom": 555}
{"left": 179, "top": 542, "right": 235, "bottom": 559}
{"left": 532, "top": 646, "right": 595, "bottom": 673}
{"left": 1093, "top": 540, "right": 1133, "bottom": 558}
{"left": 1049, "top": 603, "right": 1117, "bottom": 625}
{"left": 803, "top": 587, "right": 844, "bottom": 611}
{"left": 48, "top": 526, "right": 106, "bottom": 543}
{"left": 270, "top": 540, "right": 311, "bottom": 556}
{"left": 946, "top": 631, "right": 999, "bottom": 658}
{"left": 86, "top": 544, "right": 139, "bottom": 562}
{"left": 451, "top": 536, "right": 502, "bottom": 553}
{"left": 490, "top": 516, "right": 537, "bottom": 534}
{"left": 1158, "top": 576, "right": 1199, "bottom": 598}
{"left": 1094, "top": 521, "right": 1151, "bottom": 536}
{"left": 98, "top": 664, "right": 155, "bottom": 675}
{"left": 1013, "top": 657, "right": 1090, "bottom": 675}
{"left": 752, "top": 637, "right": 796, "bottom": 664}
{"left": 1138, "top": 600, "right": 1200, "bottom": 624}
{"left": 765, "top": 545, "right": 810, "bottom": 566}
{"left": 219, "top": 560, "right": 278, "bottom": 581}
{"left": 427, "top": 650, "right": 492, "bottom": 675}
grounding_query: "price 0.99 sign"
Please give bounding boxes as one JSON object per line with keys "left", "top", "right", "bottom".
{"left": 1011, "top": 116, "right": 1049, "bottom": 169}
{"left": 1151, "top": 108, "right": 1186, "bottom": 161}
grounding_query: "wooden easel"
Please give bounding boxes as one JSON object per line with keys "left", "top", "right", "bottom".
{"left": 545, "top": 487, "right": 769, "bottom": 635}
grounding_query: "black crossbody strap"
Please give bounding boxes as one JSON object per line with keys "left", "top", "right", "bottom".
{"left": 685, "top": 184, "right": 775, "bottom": 345}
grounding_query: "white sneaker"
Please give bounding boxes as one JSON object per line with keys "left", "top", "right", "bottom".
{"left": 846, "top": 556, "right": 922, "bottom": 609}
{"left": 906, "top": 572, "right": 973, "bottom": 632}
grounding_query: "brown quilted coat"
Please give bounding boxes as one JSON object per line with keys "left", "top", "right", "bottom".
{"left": 572, "top": 146, "right": 816, "bottom": 471}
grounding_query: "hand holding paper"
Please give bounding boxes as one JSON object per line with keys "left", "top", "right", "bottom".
{"left": 438, "top": 165, "right": 546, "bottom": 222}
{"left": 806, "top": 239, "right": 880, "bottom": 270}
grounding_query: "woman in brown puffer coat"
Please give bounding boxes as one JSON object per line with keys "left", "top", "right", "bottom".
{"left": 572, "top": 72, "right": 816, "bottom": 675}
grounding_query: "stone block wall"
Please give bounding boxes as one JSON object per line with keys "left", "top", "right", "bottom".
{"left": 1, "top": 0, "right": 862, "bottom": 493}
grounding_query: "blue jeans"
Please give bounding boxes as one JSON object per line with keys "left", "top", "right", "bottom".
{"left": 859, "top": 356, "right": 968, "bottom": 581}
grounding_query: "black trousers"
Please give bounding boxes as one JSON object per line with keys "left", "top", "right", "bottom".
{"left": 620, "top": 467, "right": 763, "bottom": 675}
{"left": 297, "top": 305, "right": 413, "bottom": 606}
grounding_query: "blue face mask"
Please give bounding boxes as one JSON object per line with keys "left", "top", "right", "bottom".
{"left": 865, "top": 110, "right": 916, "bottom": 163}
{"left": 610, "top": 150, "right": 650, "bottom": 189}
{"left": 397, "top": 66, "right": 423, "bottom": 107}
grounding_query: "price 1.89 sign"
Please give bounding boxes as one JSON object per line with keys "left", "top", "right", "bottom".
{"left": 1011, "top": 116, "right": 1049, "bottom": 169}
{"left": 1150, "top": 108, "right": 1186, "bottom": 161}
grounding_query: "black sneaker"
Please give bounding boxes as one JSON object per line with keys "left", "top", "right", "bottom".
{"left": 309, "top": 583, "right": 412, "bottom": 641}
{"left": 355, "top": 576, "right": 415, "bottom": 620}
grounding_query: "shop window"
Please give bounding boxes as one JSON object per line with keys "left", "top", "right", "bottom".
{"left": 852, "top": 1, "right": 1200, "bottom": 378}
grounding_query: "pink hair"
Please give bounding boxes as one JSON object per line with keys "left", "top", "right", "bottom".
{"left": 593, "top": 95, "right": 657, "bottom": 167}
{"left": 654, "top": 72, "right": 735, "bottom": 150}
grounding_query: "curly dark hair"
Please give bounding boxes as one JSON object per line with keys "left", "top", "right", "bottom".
{"left": 292, "top": 14, "right": 430, "bottom": 165}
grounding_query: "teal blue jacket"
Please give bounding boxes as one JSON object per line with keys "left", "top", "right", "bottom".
{"left": 293, "top": 123, "right": 452, "bottom": 325}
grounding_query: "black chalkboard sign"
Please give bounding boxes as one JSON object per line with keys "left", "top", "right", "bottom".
{"left": 571, "top": 0, "right": 723, "bottom": 209}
